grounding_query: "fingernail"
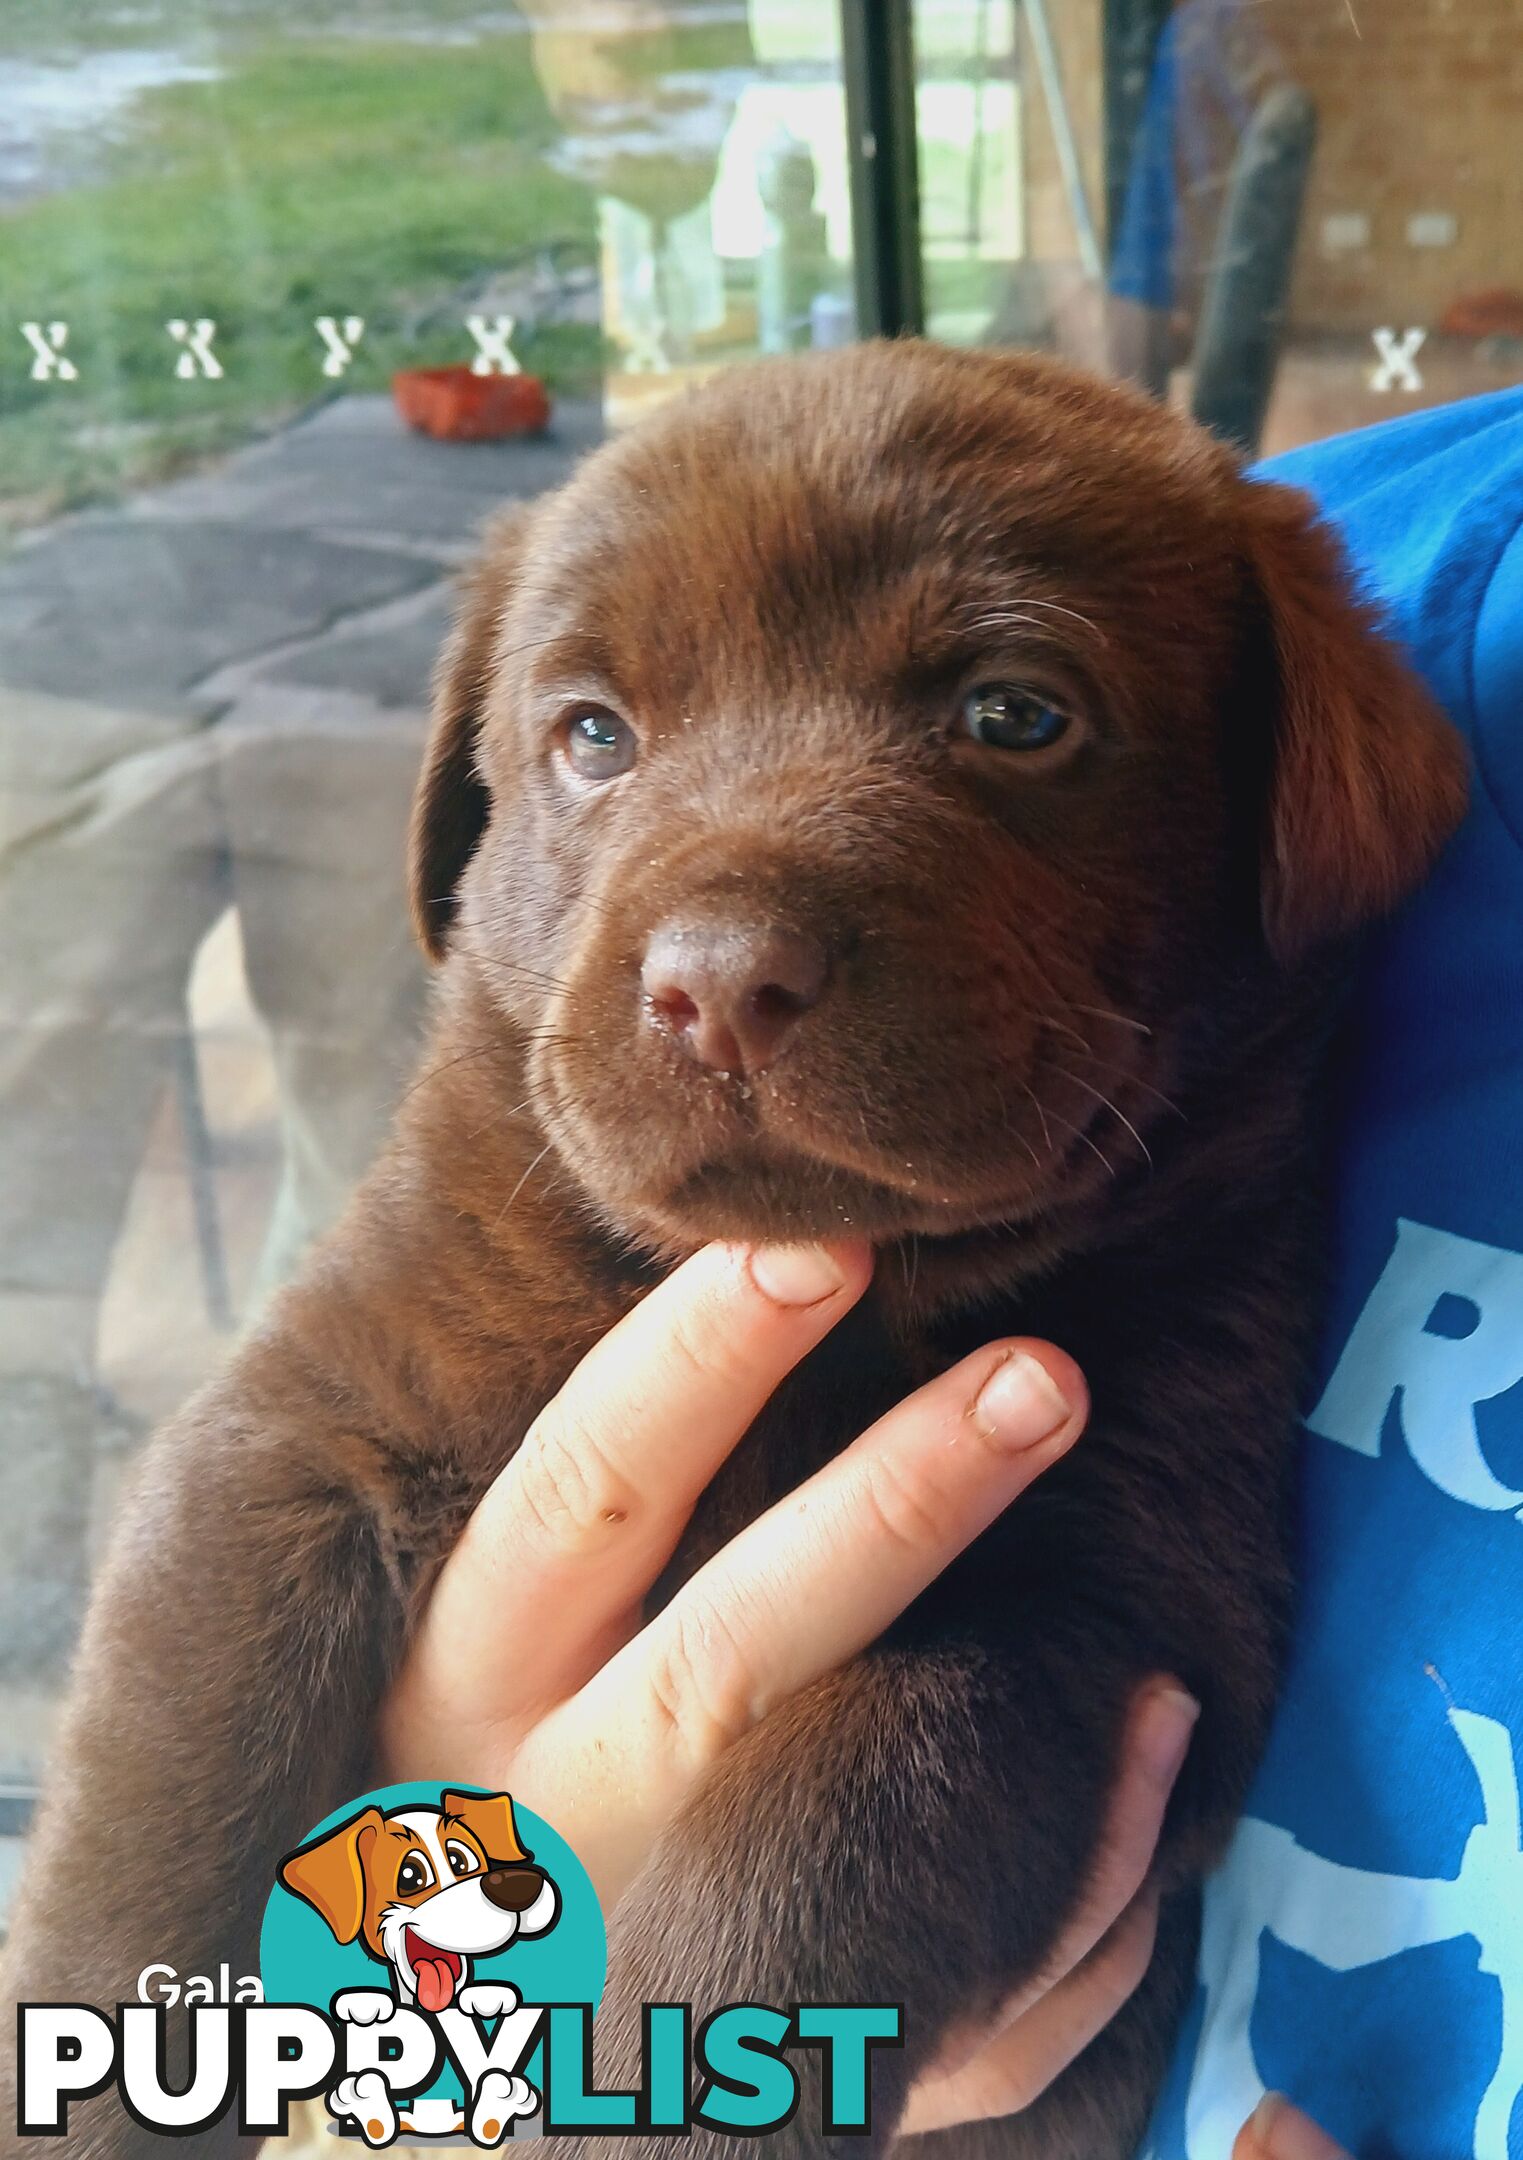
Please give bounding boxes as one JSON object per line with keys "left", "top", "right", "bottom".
{"left": 749, "top": 1243, "right": 846, "bottom": 1307}
{"left": 971, "top": 1351, "right": 1071, "bottom": 1449}
{"left": 1137, "top": 1682, "right": 1201, "bottom": 1787}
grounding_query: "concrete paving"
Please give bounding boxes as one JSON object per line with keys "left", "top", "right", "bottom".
{"left": 147, "top": 390, "right": 603, "bottom": 558}
{"left": 0, "top": 393, "right": 600, "bottom": 712}
{"left": 0, "top": 518, "right": 438, "bottom": 711}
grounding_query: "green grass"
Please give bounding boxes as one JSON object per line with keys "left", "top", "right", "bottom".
{"left": 0, "top": 33, "right": 602, "bottom": 527}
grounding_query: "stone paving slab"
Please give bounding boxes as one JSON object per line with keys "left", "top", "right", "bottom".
{"left": 0, "top": 394, "right": 598, "bottom": 716}
{"left": 0, "top": 520, "right": 440, "bottom": 713}
{"left": 260, "top": 585, "right": 455, "bottom": 708}
{"left": 139, "top": 393, "right": 602, "bottom": 550}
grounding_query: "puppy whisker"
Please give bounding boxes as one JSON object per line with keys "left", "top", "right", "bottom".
{"left": 514, "top": 1033, "right": 591, "bottom": 1072}
{"left": 1068, "top": 1002, "right": 1153, "bottom": 1038}
{"left": 1066, "top": 1051, "right": 1184, "bottom": 1121}
{"left": 989, "top": 1081, "right": 1044, "bottom": 1173}
{"left": 1009, "top": 1074, "right": 1053, "bottom": 1155}
{"left": 959, "top": 599, "right": 1109, "bottom": 647}
{"left": 1054, "top": 1068, "right": 1153, "bottom": 1168}
{"left": 487, "top": 1140, "right": 557, "bottom": 1236}
{"left": 572, "top": 891, "right": 623, "bottom": 927}
{"left": 1047, "top": 1109, "right": 1117, "bottom": 1179}
{"left": 491, "top": 630, "right": 586, "bottom": 670}
{"left": 1037, "top": 1009, "right": 1095, "bottom": 1054}
{"left": 1016, "top": 597, "right": 1108, "bottom": 641}
{"left": 481, "top": 953, "right": 575, "bottom": 996}
{"left": 397, "top": 1040, "right": 516, "bottom": 1109}
{"left": 464, "top": 1091, "right": 540, "bottom": 1144}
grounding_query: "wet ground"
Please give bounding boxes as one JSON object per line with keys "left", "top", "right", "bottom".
{"left": 0, "top": 48, "right": 221, "bottom": 206}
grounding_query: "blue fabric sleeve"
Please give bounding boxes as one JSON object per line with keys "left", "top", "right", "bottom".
{"left": 1108, "top": 23, "right": 1180, "bottom": 310}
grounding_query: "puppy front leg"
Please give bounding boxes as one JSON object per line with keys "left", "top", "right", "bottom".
{"left": 575, "top": 1634, "right": 1159, "bottom": 2160}
{"left": 0, "top": 1374, "right": 426, "bottom": 2160}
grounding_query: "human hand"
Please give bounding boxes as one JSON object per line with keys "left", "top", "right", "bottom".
{"left": 917, "top": 2059, "right": 1350, "bottom": 2156}
{"left": 1234, "top": 2096, "right": 1353, "bottom": 2160}
{"left": 914, "top": 1939, "right": 1351, "bottom": 2157}
{"left": 379, "top": 1238, "right": 1100, "bottom": 1893}
{"left": 380, "top": 1237, "right": 1100, "bottom": 1894}
{"left": 377, "top": 1237, "right": 1206, "bottom": 2123}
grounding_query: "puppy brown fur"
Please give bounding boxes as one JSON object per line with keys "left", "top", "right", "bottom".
{"left": 1, "top": 344, "right": 1466, "bottom": 2159}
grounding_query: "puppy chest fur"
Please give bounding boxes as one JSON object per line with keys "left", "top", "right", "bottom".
{"left": 1, "top": 344, "right": 1466, "bottom": 2160}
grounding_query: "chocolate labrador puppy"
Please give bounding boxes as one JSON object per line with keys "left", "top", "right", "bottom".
{"left": 2, "top": 344, "right": 1465, "bottom": 2159}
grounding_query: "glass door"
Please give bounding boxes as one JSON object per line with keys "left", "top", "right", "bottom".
{"left": 902, "top": 0, "right": 1523, "bottom": 456}
{"left": 0, "top": 0, "right": 861, "bottom": 1809}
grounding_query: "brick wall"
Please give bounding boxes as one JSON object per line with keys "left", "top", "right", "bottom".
{"left": 1015, "top": 0, "right": 1523, "bottom": 337}
{"left": 1267, "top": 0, "right": 1523, "bottom": 334}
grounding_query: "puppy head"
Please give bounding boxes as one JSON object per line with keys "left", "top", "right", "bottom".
{"left": 411, "top": 344, "right": 1465, "bottom": 1254}
{"left": 278, "top": 1793, "right": 557, "bottom": 2008}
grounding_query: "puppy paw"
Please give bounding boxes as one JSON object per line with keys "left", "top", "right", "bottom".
{"left": 332, "top": 1988, "right": 397, "bottom": 2026}
{"left": 470, "top": 2069, "right": 539, "bottom": 2145}
{"left": 457, "top": 1981, "right": 521, "bottom": 2020}
{"left": 330, "top": 2070, "right": 398, "bottom": 2147}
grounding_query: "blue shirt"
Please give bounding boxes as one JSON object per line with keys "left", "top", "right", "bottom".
{"left": 1149, "top": 388, "right": 1523, "bottom": 2160}
{"left": 1109, "top": 0, "right": 1285, "bottom": 314}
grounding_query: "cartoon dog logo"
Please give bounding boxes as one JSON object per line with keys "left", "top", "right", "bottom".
{"left": 279, "top": 1790, "right": 560, "bottom": 2143}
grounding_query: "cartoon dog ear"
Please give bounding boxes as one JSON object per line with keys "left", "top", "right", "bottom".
{"left": 408, "top": 507, "right": 537, "bottom": 963}
{"left": 442, "top": 1790, "right": 530, "bottom": 1866}
{"left": 277, "top": 1806, "right": 385, "bottom": 1945}
{"left": 1242, "top": 480, "right": 1467, "bottom": 967}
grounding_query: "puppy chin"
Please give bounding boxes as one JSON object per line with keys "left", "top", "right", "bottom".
{"left": 539, "top": 1073, "right": 1062, "bottom": 1252}
{"left": 579, "top": 1148, "right": 1046, "bottom": 1255}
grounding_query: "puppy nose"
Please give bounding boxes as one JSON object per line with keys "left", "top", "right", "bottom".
{"left": 642, "top": 920, "right": 828, "bottom": 1076}
{"left": 482, "top": 1864, "right": 547, "bottom": 1912}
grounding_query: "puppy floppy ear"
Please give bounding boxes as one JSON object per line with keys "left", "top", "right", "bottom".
{"left": 442, "top": 1789, "right": 530, "bottom": 1866}
{"left": 1244, "top": 481, "right": 1467, "bottom": 967}
{"left": 409, "top": 509, "right": 535, "bottom": 961}
{"left": 277, "top": 1805, "right": 385, "bottom": 1945}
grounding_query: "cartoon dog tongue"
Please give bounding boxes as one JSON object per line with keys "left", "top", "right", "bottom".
{"left": 412, "top": 1947, "right": 457, "bottom": 2012}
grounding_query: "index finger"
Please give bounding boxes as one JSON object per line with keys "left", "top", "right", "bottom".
{"left": 404, "top": 1238, "right": 871, "bottom": 1717}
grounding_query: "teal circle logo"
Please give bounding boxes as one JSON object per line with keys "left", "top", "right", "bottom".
{"left": 260, "top": 1784, "right": 604, "bottom": 2142}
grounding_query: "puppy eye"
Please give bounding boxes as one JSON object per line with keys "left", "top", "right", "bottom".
{"left": 397, "top": 1852, "right": 435, "bottom": 1897}
{"left": 445, "top": 1841, "right": 479, "bottom": 1879}
{"left": 562, "top": 705, "right": 637, "bottom": 782}
{"left": 958, "top": 683, "right": 1071, "bottom": 753}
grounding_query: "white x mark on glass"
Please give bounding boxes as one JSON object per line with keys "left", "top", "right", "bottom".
{"left": 21, "top": 321, "right": 78, "bottom": 383}
{"left": 621, "top": 322, "right": 671, "bottom": 375}
{"left": 466, "top": 314, "right": 522, "bottom": 377}
{"left": 166, "top": 318, "right": 224, "bottom": 380}
{"left": 1370, "top": 325, "right": 1426, "bottom": 392}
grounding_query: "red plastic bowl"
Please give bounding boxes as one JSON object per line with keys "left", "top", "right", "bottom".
{"left": 392, "top": 365, "right": 551, "bottom": 442}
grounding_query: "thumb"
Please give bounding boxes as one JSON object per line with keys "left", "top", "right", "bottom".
{"left": 1234, "top": 2096, "right": 1352, "bottom": 2160}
